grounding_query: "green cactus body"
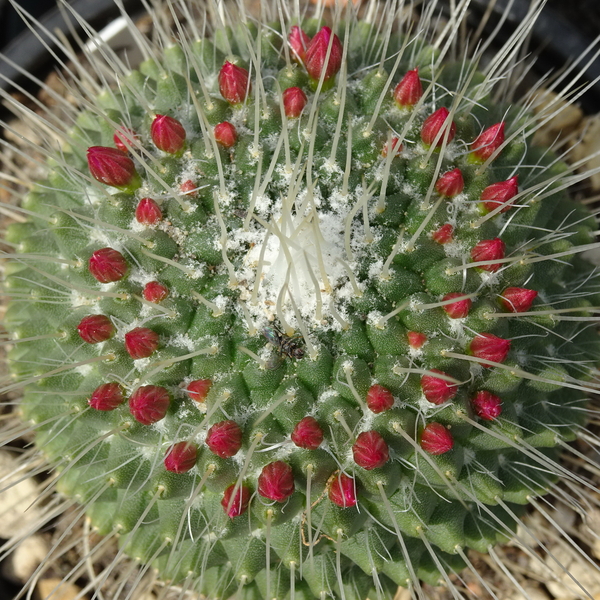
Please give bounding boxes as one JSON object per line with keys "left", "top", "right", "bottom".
{"left": 3, "top": 3, "right": 600, "bottom": 599}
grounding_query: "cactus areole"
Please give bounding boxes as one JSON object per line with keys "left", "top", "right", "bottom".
{"left": 5, "top": 6, "right": 600, "bottom": 600}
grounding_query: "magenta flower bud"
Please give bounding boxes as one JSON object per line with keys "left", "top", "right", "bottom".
{"left": 366, "top": 384, "right": 394, "bottom": 413}
{"left": 89, "top": 247, "right": 128, "bottom": 283}
{"left": 393, "top": 68, "right": 423, "bottom": 107}
{"left": 470, "top": 333, "right": 511, "bottom": 367}
{"left": 442, "top": 292, "right": 472, "bottom": 319}
{"left": 135, "top": 198, "right": 162, "bottom": 225}
{"left": 421, "top": 369, "right": 458, "bottom": 405}
{"left": 435, "top": 168, "right": 464, "bottom": 197}
{"left": 142, "top": 281, "right": 169, "bottom": 303}
{"left": 304, "top": 26, "right": 343, "bottom": 83}
{"left": 291, "top": 416, "right": 324, "bottom": 449}
{"left": 129, "top": 385, "right": 170, "bottom": 425}
{"left": 328, "top": 472, "right": 357, "bottom": 508}
{"left": 480, "top": 176, "right": 519, "bottom": 214}
{"left": 77, "top": 314, "right": 115, "bottom": 344}
{"left": 471, "top": 122, "right": 505, "bottom": 163}
{"left": 222, "top": 483, "right": 251, "bottom": 518}
{"left": 470, "top": 238, "right": 506, "bottom": 273}
{"left": 124, "top": 327, "right": 159, "bottom": 359}
{"left": 214, "top": 121, "right": 238, "bottom": 148}
{"left": 382, "top": 136, "right": 403, "bottom": 158}
{"left": 421, "top": 107, "right": 456, "bottom": 147}
{"left": 187, "top": 379, "right": 212, "bottom": 402}
{"left": 87, "top": 146, "right": 137, "bottom": 188}
{"left": 219, "top": 61, "right": 250, "bottom": 105}
{"left": 499, "top": 287, "right": 538, "bottom": 313}
{"left": 289, "top": 25, "right": 310, "bottom": 63}
{"left": 472, "top": 391, "right": 503, "bottom": 421}
{"left": 150, "top": 114, "right": 186, "bottom": 154}
{"left": 258, "top": 461, "right": 295, "bottom": 502}
{"left": 282, "top": 86, "right": 308, "bottom": 118}
{"left": 164, "top": 441, "right": 198, "bottom": 473}
{"left": 89, "top": 382, "right": 125, "bottom": 411}
{"left": 113, "top": 126, "right": 138, "bottom": 153}
{"left": 352, "top": 431, "right": 389, "bottom": 470}
{"left": 408, "top": 331, "right": 427, "bottom": 349}
{"left": 180, "top": 179, "right": 198, "bottom": 196}
{"left": 206, "top": 420, "right": 243, "bottom": 458}
{"left": 420, "top": 423, "right": 454, "bottom": 455}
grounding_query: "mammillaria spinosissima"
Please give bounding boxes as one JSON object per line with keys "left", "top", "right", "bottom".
{"left": 1, "top": 1, "right": 600, "bottom": 599}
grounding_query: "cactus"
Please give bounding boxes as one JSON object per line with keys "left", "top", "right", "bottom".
{"left": 2, "top": 1, "right": 600, "bottom": 599}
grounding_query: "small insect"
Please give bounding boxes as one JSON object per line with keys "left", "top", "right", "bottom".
{"left": 262, "top": 325, "right": 305, "bottom": 369}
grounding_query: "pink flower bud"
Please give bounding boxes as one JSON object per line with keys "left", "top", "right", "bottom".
{"left": 499, "top": 287, "right": 538, "bottom": 313}
{"left": 87, "top": 146, "right": 137, "bottom": 188}
{"left": 421, "top": 369, "right": 458, "bottom": 405}
{"left": 472, "top": 391, "right": 503, "bottom": 420}
{"left": 442, "top": 292, "right": 472, "bottom": 319}
{"left": 113, "top": 126, "right": 138, "bottom": 153}
{"left": 328, "top": 472, "right": 357, "bottom": 508}
{"left": 470, "top": 238, "right": 506, "bottom": 273}
{"left": 289, "top": 26, "right": 310, "bottom": 63}
{"left": 164, "top": 441, "right": 198, "bottom": 473}
{"left": 282, "top": 86, "right": 308, "bottom": 118}
{"left": 77, "top": 314, "right": 115, "bottom": 344}
{"left": 382, "top": 136, "right": 403, "bottom": 158}
{"left": 471, "top": 122, "right": 505, "bottom": 163}
{"left": 432, "top": 223, "right": 454, "bottom": 244}
{"left": 129, "top": 385, "right": 170, "bottom": 425}
{"left": 421, "top": 107, "right": 456, "bottom": 148}
{"left": 408, "top": 331, "right": 427, "bottom": 349}
{"left": 89, "top": 248, "right": 128, "bottom": 283}
{"left": 219, "top": 61, "right": 251, "bottom": 105}
{"left": 352, "top": 431, "right": 389, "bottom": 470}
{"left": 304, "top": 26, "right": 343, "bottom": 83}
{"left": 206, "top": 420, "right": 243, "bottom": 458}
{"left": 470, "top": 334, "right": 511, "bottom": 367}
{"left": 435, "top": 168, "right": 464, "bottom": 197}
{"left": 214, "top": 121, "right": 238, "bottom": 147}
{"left": 187, "top": 379, "right": 212, "bottom": 402}
{"left": 366, "top": 384, "right": 394, "bottom": 413}
{"left": 150, "top": 115, "right": 186, "bottom": 154}
{"left": 135, "top": 198, "right": 162, "bottom": 225}
{"left": 480, "top": 176, "right": 518, "bottom": 214}
{"left": 393, "top": 68, "right": 423, "bottom": 107}
{"left": 420, "top": 423, "right": 454, "bottom": 455}
{"left": 180, "top": 180, "right": 198, "bottom": 196}
{"left": 143, "top": 281, "right": 169, "bottom": 303}
{"left": 291, "top": 416, "right": 324, "bottom": 449}
{"left": 124, "top": 327, "right": 159, "bottom": 359}
{"left": 222, "top": 483, "right": 251, "bottom": 518}
{"left": 258, "top": 461, "right": 295, "bottom": 502}
{"left": 89, "top": 382, "right": 124, "bottom": 411}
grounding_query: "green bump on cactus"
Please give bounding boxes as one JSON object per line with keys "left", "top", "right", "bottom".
{"left": 3, "top": 1, "right": 600, "bottom": 599}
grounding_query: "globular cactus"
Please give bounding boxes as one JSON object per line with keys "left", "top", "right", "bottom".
{"left": 2, "top": 1, "right": 600, "bottom": 599}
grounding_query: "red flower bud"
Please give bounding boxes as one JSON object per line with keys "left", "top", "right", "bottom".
{"left": 470, "top": 238, "right": 506, "bottom": 273}
{"left": 113, "top": 126, "right": 137, "bottom": 153}
{"left": 206, "top": 420, "right": 243, "bottom": 458}
{"left": 222, "top": 483, "right": 251, "bottom": 518}
{"left": 421, "top": 369, "right": 458, "bottom": 405}
{"left": 89, "top": 382, "right": 124, "bottom": 411}
{"left": 352, "top": 431, "right": 389, "bottom": 470}
{"left": 480, "top": 176, "right": 519, "bottom": 214}
{"left": 150, "top": 114, "right": 186, "bottom": 154}
{"left": 219, "top": 61, "right": 250, "bottom": 105}
{"left": 180, "top": 180, "right": 198, "bottom": 196}
{"left": 258, "top": 461, "right": 295, "bottom": 502}
{"left": 393, "top": 68, "right": 423, "bottom": 107}
{"left": 89, "top": 248, "right": 128, "bottom": 283}
{"left": 124, "top": 327, "right": 159, "bottom": 359}
{"left": 187, "top": 379, "right": 212, "bottom": 402}
{"left": 129, "top": 385, "right": 170, "bottom": 425}
{"left": 408, "top": 331, "right": 428, "bottom": 349}
{"left": 470, "top": 333, "right": 511, "bottom": 367}
{"left": 289, "top": 26, "right": 310, "bottom": 63}
{"left": 421, "top": 107, "right": 456, "bottom": 147}
{"left": 432, "top": 223, "right": 454, "bottom": 244}
{"left": 435, "top": 168, "right": 464, "bottom": 197}
{"left": 164, "top": 441, "right": 198, "bottom": 473}
{"left": 420, "top": 422, "right": 454, "bottom": 455}
{"left": 328, "top": 472, "right": 357, "bottom": 508}
{"left": 214, "top": 121, "right": 238, "bottom": 148}
{"left": 87, "top": 146, "right": 137, "bottom": 188}
{"left": 366, "top": 384, "right": 394, "bottom": 413}
{"left": 471, "top": 122, "right": 505, "bottom": 163}
{"left": 304, "top": 26, "right": 343, "bottom": 83}
{"left": 77, "top": 314, "right": 115, "bottom": 344}
{"left": 291, "top": 416, "right": 324, "bottom": 449}
{"left": 282, "top": 86, "right": 308, "bottom": 118}
{"left": 135, "top": 198, "right": 162, "bottom": 225}
{"left": 442, "top": 292, "right": 472, "bottom": 319}
{"left": 382, "top": 136, "right": 403, "bottom": 158}
{"left": 142, "top": 281, "right": 169, "bottom": 303}
{"left": 499, "top": 287, "right": 538, "bottom": 313}
{"left": 472, "top": 391, "right": 503, "bottom": 420}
